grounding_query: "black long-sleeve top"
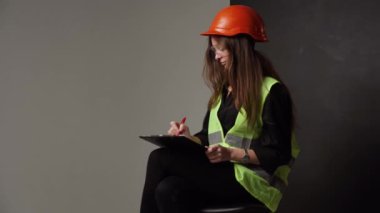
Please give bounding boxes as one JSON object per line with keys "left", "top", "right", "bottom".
{"left": 194, "top": 83, "right": 292, "bottom": 174}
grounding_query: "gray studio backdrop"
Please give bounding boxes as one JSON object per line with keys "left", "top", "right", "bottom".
{"left": 0, "top": 0, "right": 228, "bottom": 213}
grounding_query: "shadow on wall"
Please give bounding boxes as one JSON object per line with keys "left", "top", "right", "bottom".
{"left": 232, "top": 0, "right": 380, "bottom": 212}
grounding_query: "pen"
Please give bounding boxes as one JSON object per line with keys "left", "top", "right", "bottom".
{"left": 178, "top": 116, "right": 187, "bottom": 135}
{"left": 180, "top": 116, "right": 187, "bottom": 125}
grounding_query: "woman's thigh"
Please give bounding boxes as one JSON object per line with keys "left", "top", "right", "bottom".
{"left": 148, "top": 148, "right": 256, "bottom": 203}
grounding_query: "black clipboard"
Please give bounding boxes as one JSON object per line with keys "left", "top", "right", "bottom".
{"left": 139, "top": 135, "right": 206, "bottom": 153}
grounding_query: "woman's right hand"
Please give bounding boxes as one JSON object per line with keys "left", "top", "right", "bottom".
{"left": 167, "top": 121, "right": 190, "bottom": 137}
{"left": 167, "top": 121, "right": 180, "bottom": 136}
{"left": 167, "top": 121, "right": 203, "bottom": 145}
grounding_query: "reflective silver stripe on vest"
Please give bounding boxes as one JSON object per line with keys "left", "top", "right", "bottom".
{"left": 270, "top": 176, "right": 287, "bottom": 193}
{"left": 225, "top": 134, "right": 251, "bottom": 149}
{"left": 208, "top": 131, "right": 223, "bottom": 145}
{"left": 245, "top": 166, "right": 287, "bottom": 194}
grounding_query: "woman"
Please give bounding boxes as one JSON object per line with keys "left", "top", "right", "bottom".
{"left": 140, "top": 5, "right": 299, "bottom": 213}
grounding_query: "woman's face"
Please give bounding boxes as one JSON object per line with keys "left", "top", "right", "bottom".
{"left": 211, "top": 37, "right": 230, "bottom": 70}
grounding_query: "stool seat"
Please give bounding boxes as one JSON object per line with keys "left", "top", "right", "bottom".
{"left": 200, "top": 202, "right": 269, "bottom": 213}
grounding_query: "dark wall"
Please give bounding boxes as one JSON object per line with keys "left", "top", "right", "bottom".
{"left": 231, "top": 0, "right": 380, "bottom": 212}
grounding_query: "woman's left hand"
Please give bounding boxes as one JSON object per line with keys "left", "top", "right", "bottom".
{"left": 205, "top": 144, "right": 233, "bottom": 163}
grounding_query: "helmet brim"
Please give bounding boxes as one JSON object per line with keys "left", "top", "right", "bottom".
{"left": 200, "top": 29, "right": 268, "bottom": 42}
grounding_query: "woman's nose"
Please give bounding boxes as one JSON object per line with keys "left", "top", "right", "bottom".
{"left": 215, "top": 53, "right": 221, "bottom": 61}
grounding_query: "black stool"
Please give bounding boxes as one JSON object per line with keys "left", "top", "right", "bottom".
{"left": 200, "top": 202, "right": 270, "bottom": 213}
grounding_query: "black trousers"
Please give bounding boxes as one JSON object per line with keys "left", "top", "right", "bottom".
{"left": 140, "top": 147, "right": 260, "bottom": 213}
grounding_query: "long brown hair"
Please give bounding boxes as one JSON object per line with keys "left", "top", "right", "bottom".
{"left": 203, "top": 34, "right": 294, "bottom": 128}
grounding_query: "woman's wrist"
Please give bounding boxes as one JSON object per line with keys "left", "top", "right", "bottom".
{"left": 229, "top": 148, "right": 245, "bottom": 162}
{"left": 229, "top": 148, "right": 260, "bottom": 165}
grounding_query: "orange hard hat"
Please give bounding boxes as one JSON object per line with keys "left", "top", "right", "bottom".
{"left": 201, "top": 5, "right": 268, "bottom": 42}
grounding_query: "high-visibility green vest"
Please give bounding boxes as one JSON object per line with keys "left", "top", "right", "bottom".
{"left": 208, "top": 77, "right": 300, "bottom": 212}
